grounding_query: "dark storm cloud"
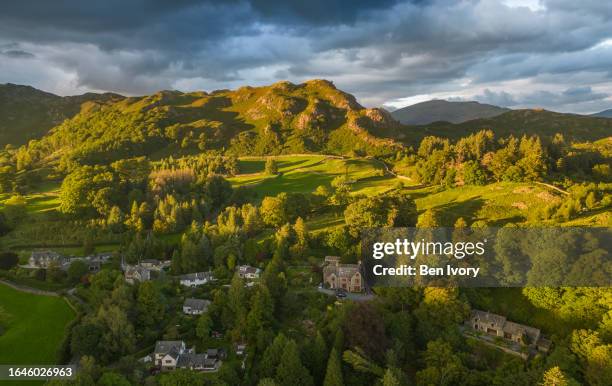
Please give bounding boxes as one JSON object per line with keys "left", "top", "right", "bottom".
{"left": 473, "top": 86, "right": 610, "bottom": 112}
{"left": 0, "top": 0, "right": 611, "bottom": 112}
{"left": 1, "top": 50, "right": 35, "bottom": 58}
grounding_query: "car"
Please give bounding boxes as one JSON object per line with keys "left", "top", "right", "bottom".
{"left": 335, "top": 288, "right": 347, "bottom": 299}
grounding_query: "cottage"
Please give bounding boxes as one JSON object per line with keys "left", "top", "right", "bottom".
{"left": 237, "top": 265, "right": 261, "bottom": 279}
{"left": 179, "top": 271, "right": 214, "bottom": 287}
{"left": 467, "top": 310, "right": 549, "bottom": 352}
{"left": 124, "top": 265, "right": 151, "bottom": 284}
{"left": 154, "top": 341, "right": 188, "bottom": 371}
{"left": 29, "top": 250, "right": 67, "bottom": 269}
{"left": 177, "top": 353, "right": 209, "bottom": 371}
{"left": 183, "top": 298, "right": 211, "bottom": 315}
{"left": 323, "top": 256, "right": 363, "bottom": 293}
{"left": 153, "top": 340, "right": 221, "bottom": 372}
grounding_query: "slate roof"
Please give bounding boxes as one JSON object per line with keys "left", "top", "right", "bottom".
{"left": 180, "top": 272, "right": 213, "bottom": 281}
{"left": 154, "top": 341, "right": 184, "bottom": 355}
{"left": 184, "top": 298, "right": 210, "bottom": 311}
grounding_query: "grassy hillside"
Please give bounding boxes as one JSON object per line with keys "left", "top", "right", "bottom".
{"left": 391, "top": 100, "right": 508, "bottom": 125}
{"left": 405, "top": 109, "right": 612, "bottom": 144}
{"left": 19, "top": 80, "right": 402, "bottom": 168}
{"left": 0, "top": 83, "right": 123, "bottom": 147}
{"left": 229, "top": 155, "right": 403, "bottom": 199}
{"left": 0, "top": 283, "right": 75, "bottom": 364}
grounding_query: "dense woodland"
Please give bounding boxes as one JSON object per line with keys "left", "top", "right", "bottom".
{"left": 0, "top": 81, "right": 610, "bottom": 385}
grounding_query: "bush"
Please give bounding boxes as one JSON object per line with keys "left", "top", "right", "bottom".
{"left": 0, "top": 251, "right": 19, "bottom": 270}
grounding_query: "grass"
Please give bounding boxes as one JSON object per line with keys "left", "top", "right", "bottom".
{"left": 0, "top": 283, "right": 75, "bottom": 365}
{"left": 411, "top": 182, "right": 565, "bottom": 226}
{"left": 230, "top": 156, "right": 402, "bottom": 200}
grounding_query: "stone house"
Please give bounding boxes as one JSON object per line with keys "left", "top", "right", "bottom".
{"left": 322, "top": 256, "right": 363, "bottom": 293}
{"left": 124, "top": 265, "right": 151, "bottom": 284}
{"left": 183, "top": 298, "right": 211, "bottom": 315}
{"left": 236, "top": 265, "right": 261, "bottom": 279}
{"left": 29, "top": 250, "right": 68, "bottom": 269}
{"left": 468, "top": 309, "right": 550, "bottom": 352}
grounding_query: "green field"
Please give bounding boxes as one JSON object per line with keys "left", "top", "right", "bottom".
{"left": 411, "top": 182, "right": 565, "bottom": 226}
{"left": 230, "top": 155, "right": 404, "bottom": 199}
{"left": 0, "top": 283, "right": 75, "bottom": 365}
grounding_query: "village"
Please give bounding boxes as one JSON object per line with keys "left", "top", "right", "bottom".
{"left": 21, "top": 248, "right": 552, "bottom": 376}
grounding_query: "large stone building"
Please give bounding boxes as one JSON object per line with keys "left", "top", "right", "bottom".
{"left": 322, "top": 256, "right": 363, "bottom": 293}
{"left": 29, "top": 250, "right": 68, "bottom": 269}
{"left": 467, "top": 309, "right": 550, "bottom": 353}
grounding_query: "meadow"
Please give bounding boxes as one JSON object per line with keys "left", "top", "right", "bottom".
{"left": 229, "top": 155, "right": 404, "bottom": 199}
{"left": 0, "top": 283, "right": 75, "bottom": 365}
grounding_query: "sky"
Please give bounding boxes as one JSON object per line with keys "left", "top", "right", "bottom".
{"left": 1, "top": 0, "right": 611, "bottom": 114}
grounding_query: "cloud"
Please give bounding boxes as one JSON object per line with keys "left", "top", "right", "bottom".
{"left": 470, "top": 86, "right": 611, "bottom": 113}
{"left": 0, "top": 0, "right": 610, "bottom": 113}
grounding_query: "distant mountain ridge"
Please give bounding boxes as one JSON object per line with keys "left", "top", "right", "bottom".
{"left": 591, "top": 109, "right": 612, "bottom": 118}
{"left": 407, "top": 108, "right": 612, "bottom": 144}
{"left": 0, "top": 83, "right": 123, "bottom": 146}
{"left": 5, "top": 82, "right": 612, "bottom": 168}
{"left": 390, "top": 99, "right": 509, "bottom": 125}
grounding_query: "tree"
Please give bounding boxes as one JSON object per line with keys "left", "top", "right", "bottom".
{"left": 344, "top": 302, "right": 389, "bottom": 361}
{"left": 259, "top": 333, "right": 288, "bottom": 379}
{"left": 246, "top": 285, "right": 275, "bottom": 341}
{"left": 416, "top": 340, "right": 466, "bottom": 386}
{"left": 541, "top": 366, "right": 570, "bottom": 386}
{"left": 417, "top": 209, "right": 440, "bottom": 228}
{"left": 159, "top": 369, "right": 205, "bottom": 386}
{"left": 261, "top": 196, "right": 287, "bottom": 228}
{"left": 265, "top": 158, "right": 279, "bottom": 175}
{"left": 205, "top": 175, "right": 233, "bottom": 209}
{"left": 305, "top": 331, "right": 328, "bottom": 385}
{"left": 96, "top": 305, "right": 136, "bottom": 363}
{"left": 276, "top": 340, "right": 313, "bottom": 386}
{"left": 323, "top": 348, "right": 343, "bottom": 386}
{"left": 0, "top": 251, "right": 18, "bottom": 270}
{"left": 463, "top": 160, "right": 487, "bottom": 185}
{"left": 258, "top": 379, "right": 278, "bottom": 386}
{"left": 98, "top": 372, "right": 131, "bottom": 386}
{"left": 344, "top": 197, "right": 388, "bottom": 237}
{"left": 70, "top": 321, "right": 104, "bottom": 358}
{"left": 196, "top": 313, "right": 213, "bottom": 343}
{"left": 382, "top": 368, "right": 404, "bottom": 386}
{"left": 67, "top": 260, "right": 89, "bottom": 283}
{"left": 107, "top": 206, "right": 125, "bottom": 233}
{"left": 136, "top": 281, "right": 165, "bottom": 328}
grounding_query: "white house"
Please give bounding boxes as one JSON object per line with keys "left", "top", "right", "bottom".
{"left": 179, "top": 271, "right": 214, "bottom": 287}
{"left": 153, "top": 340, "right": 222, "bottom": 372}
{"left": 28, "top": 250, "right": 68, "bottom": 269}
{"left": 183, "top": 298, "right": 211, "bottom": 315}
{"left": 237, "top": 265, "right": 261, "bottom": 279}
{"left": 154, "top": 341, "right": 189, "bottom": 371}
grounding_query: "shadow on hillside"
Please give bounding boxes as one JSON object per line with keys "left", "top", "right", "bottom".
{"left": 428, "top": 197, "right": 486, "bottom": 226}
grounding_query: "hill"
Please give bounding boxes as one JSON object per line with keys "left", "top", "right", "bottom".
{"left": 404, "top": 108, "right": 612, "bottom": 143}
{"left": 19, "top": 80, "right": 403, "bottom": 167}
{"left": 390, "top": 99, "right": 508, "bottom": 125}
{"left": 591, "top": 108, "right": 612, "bottom": 118}
{"left": 0, "top": 83, "right": 123, "bottom": 147}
